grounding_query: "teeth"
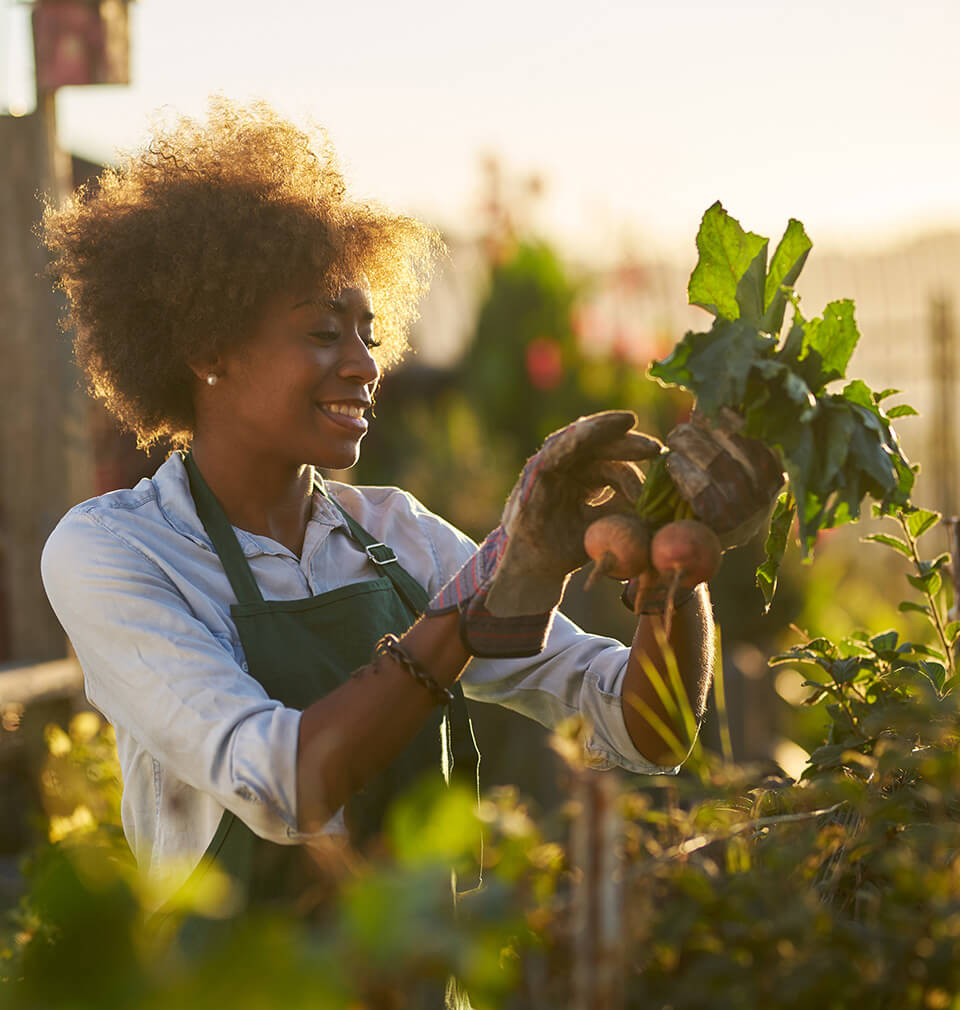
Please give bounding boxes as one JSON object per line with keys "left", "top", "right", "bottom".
{"left": 326, "top": 403, "right": 364, "bottom": 419}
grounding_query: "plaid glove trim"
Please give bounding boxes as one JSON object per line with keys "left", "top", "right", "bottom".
{"left": 425, "top": 526, "right": 553, "bottom": 657}
{"left": 460, "top": 594, "right": 554, "bottom": 658}
{"left": 426, "top": 526, "right": 509, "bottom": 614}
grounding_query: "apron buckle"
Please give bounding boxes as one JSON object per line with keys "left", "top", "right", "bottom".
{"left": 365, "top": 542, "right": 398, "bottom": 566}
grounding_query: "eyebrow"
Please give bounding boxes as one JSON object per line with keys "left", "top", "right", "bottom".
{"left": 292, "top": 297, "right": 375, "bottom": 322}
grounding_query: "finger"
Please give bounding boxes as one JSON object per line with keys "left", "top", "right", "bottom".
{"left": 580, "top": 459, "right": 646, "bottom": 507}
{"left": 596, "top": 431, "right": 664, "bottom": 462}
{"left": 539, "top": 410, "right": 638, "bottom": 468}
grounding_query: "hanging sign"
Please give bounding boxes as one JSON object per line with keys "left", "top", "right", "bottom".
{"left": 31, "top": 0, "right": 131, "bottom": 92}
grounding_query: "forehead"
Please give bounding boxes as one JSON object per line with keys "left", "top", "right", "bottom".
{"left": 291, "top": 284, "right": 374, "bottom": 317}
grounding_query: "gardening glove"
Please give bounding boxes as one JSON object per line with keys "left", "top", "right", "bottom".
{"left": 665, "top": 407, "right": 785, "bottom": 551}
{"left": 426, "top": 410, "right": 663, "bottom": 657}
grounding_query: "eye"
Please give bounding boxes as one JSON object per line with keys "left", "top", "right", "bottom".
{"left": 363, "top": 334, "right": 383, "bottom": 350}
{"left": 308, "top": 330, "right": 339, "bottom": 343}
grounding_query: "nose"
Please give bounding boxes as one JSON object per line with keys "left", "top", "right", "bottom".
{"left": 338, "top": 330, "right": 380, "bottom": 388}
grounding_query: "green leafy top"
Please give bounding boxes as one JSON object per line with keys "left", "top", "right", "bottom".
{"left": 650, "top": 202, "right": 916, "bottom": 605}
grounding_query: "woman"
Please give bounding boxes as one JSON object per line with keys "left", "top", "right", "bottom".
{"left": 38, "top": 100, "right": 767, "bottom": 912}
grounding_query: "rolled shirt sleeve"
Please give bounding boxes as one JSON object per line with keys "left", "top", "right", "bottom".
{"left": 41, "top": 509, "right": 304, "bottom": 852}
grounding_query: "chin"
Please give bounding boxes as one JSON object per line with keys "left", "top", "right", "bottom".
{"left": 316, "top": 444, "right": 362, "bottom": 472}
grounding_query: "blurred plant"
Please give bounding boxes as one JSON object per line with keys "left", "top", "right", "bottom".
{"left": 7, "top": 506, "right": 960, "bottom": 1007}
{"left": 597, "top": 505, "right": 960, "bottom": 1009}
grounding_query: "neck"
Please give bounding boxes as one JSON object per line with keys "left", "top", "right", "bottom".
{"left": 188, "top": 437, "right": 315, "bottom": 556}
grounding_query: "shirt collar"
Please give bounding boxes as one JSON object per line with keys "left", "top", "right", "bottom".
{"left": 152, "top": 452, "right": 347, "bottom": 558}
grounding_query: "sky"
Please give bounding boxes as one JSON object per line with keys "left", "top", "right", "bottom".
{"left": 3, "top": 0, "right": 959, "bottom": 261}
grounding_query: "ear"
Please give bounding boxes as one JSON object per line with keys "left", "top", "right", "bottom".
{"left": 186, "top": 356, "right": 224, "bottom": 383}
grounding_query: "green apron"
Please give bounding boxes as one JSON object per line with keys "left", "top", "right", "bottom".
{"left": 182, "top": 453, "right": 479, "bottom": 910}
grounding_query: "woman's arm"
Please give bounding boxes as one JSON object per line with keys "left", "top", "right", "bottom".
{"left": 620, "top": 585, "right": 713, "bottom": 767}
{"left": 296, "top": 611, "right": 469, "bottom": 833}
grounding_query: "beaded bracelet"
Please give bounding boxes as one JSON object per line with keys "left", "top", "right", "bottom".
{"left": 374, "top": 633, "right": 455, "bottom": 707}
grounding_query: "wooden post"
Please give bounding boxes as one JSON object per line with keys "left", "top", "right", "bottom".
{"left": 929, "top": 295, "right": 957, "bottom": 519}
{"left": 0, "top": 109, "right": 90, "bottom": 662}
{"left": 570, "top": 768, "right": 624, "bottom": 1010}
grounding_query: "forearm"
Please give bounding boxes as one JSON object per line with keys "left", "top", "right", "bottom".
{"left": 296, "top": 611, "right": 470, "bottom": 833}
{"left": 620, "top": 585, "right": 713, "bottom": 767}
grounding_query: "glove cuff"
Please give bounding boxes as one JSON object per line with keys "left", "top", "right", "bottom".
{"left": 425, "top": 527, "right": 555, "bottom": 657}
{"left": 458, "top": 594, "right": 555, "bottom": 658}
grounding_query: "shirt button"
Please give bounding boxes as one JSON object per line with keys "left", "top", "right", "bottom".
{"left": 241, "top": 662, "right": 249, "bottom": 672}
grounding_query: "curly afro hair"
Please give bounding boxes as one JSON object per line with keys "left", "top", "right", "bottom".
{"left": 41, "top": 98, "right": 444, "bottom": 449}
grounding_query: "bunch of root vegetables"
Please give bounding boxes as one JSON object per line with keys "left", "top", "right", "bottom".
{"left": 581, "top": 203, "right": 915, "bottom": 618}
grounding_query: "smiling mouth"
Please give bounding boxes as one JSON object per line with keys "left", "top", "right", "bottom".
{"left": 317, "top": 402, "right": 369, "bottom": 432}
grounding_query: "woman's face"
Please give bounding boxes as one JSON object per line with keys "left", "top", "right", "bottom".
{"left": 203, "top": 285, "right": 381, "bottom": 471}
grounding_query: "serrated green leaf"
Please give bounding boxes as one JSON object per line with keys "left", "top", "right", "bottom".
{"left": 874, "top": 388, "right": 901, "bottom": 402}
{"left": 849, "top": 414, "right": 900, "bottom": 493}
{"left": 735, "top": 243, "right": 769, "bottom": 327}
{"left": 861, "top": 533, "right": 912, "bottom": 557}
{"left": 756, "top": 491, "right": 795, "bottom": 611}
{"left": 800, "top": 300, "right": 860, "bottom": 389}
{"left": 886, "top": 404, "right": 919, "bottom": 419}
{"left": 688, "top": 202, "right": 768, "bottom": 320}
{"left": 841, "top": 379, "right": 875, "bottom": 410}
{"left": 648, "top": 330, "right": 695, "bottom": 389}
{"left": 906, "top": 508, "right": 940, "bottom": 538}
{"left": 761, "top": 219, "right": 812, "bottom": 335}
{"left": 819, "top": 403, "right": 856, "bottom": 491}
{"left": 946, "top": 620, "right": 960, "bottom": 645}
{"left": 685, "top": 318, "right": 776, "bottom": 416}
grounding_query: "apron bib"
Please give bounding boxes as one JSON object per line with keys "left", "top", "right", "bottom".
{"left": 182, "top": 453, "right": 478, "bottom": 910}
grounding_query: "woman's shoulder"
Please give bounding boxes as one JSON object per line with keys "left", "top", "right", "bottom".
{"left": 324, "top": 480, "right": 435, "bottom": 519}
{"left": 322, "top": 480, "right": 479, "bottom": 570}
{"left": 42, "top": 453, "right": 205, "bottom": 580}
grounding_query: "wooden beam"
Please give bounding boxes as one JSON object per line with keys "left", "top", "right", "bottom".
{"left": 0, "top": 110, "right": 91, "bottom": 663}
{"left": 0, "top": 658, "right": 82, "bottom": 706}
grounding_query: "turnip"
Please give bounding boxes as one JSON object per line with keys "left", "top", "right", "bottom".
{"left": 650, "top": 520, "right": 721, "bottom": 588}
{"left": 583, "top": 514, "right": 650, "bottom": 588}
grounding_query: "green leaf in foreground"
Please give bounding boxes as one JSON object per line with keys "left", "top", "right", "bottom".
{"left": 649, "top": 317, "right": 775, "bottom": 418}
{"left": 760, "top": 218, "right": 812, "bottom": 335}
{"left": 687, "top": 202, "right": 767, "bottom": 321}
{"left": 649, "top": 203, "right": 918, "bottom": 599}
{"left": 756, "top": 491, "right": 796, "bottom": 612}
{"left": 800, "top": 300, "right": 860, "bottom": 388}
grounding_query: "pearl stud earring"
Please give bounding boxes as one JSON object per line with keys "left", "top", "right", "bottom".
{"left": 206, "top": 374, "right": 218, "bottom": 386}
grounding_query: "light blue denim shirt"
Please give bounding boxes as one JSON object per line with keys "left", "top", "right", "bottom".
{"left": 41, "top": 452, "right": 675, "bottom": 896}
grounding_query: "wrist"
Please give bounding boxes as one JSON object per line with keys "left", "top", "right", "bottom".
{"left": 621, "top": 575, "right": 698, "bottom": 616}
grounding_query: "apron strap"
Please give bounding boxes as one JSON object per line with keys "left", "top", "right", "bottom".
{"left": 317, "top": 483, "right": 431, "bottom": 618}
{"left": 183, "top": 453, "right": 265, "bottom": 606}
